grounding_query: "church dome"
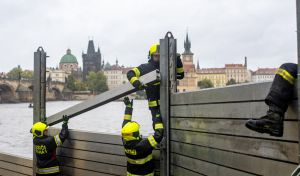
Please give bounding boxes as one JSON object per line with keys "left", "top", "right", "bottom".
{"left": 60, "top": 49, "right": 78, "bottom": 64}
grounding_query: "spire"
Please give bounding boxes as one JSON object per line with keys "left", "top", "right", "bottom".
{"left": 197, "top": 59, "right": 200, "bottom": 70}
{"left": 87, "top": 40, "right": 95, "bottom": 54}
{"left": 116, "top": 58, "right": 119, "bottom": 66}
{"left": 184, "top": 32, "right": 192, "bottom": 54}
{"left": 97, "top": 47, "right": 101, "bottom": 54}
{"left": 67, "top": 48, "right": 71, "bottom": 54}
{"left": 244, "top": 56, "right": 247, "bottom": 68}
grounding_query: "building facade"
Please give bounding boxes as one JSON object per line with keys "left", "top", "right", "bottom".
{"left": 59, "top": 49, "right": 79, "bottom": 73}
{"left": 177, "top": 33, "right": 198, "bottom": 92}
{"left": 252, "top": 68, "right": 277, "bottom": 83}
{"left": 104, "top": 60, "right": 130, "bottom": 90}
{"left": 82, "top": 40, "right": 103, "bottom": 80}
{"left": 46, "top": 68, "right": 69, "bottom": 83}
{"left": 225, "top": 57, "right": 249, "bottom": 83}
{"left": 197, "top": 68, "right": 227, "bottom": 88}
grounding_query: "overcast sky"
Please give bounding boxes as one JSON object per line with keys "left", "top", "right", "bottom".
{"left": 0, "top": 0, "right": 297, "bottom": 72}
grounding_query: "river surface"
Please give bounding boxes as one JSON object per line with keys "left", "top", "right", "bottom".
{"left": 0, "top": 100, "right": 153, "bottom": 158}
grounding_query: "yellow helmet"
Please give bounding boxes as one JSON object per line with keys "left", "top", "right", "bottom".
{"left": 121, "top": 121, "right": 141, "bottom": 141}
{"left": 30, "top": 122, "right": 48, "bottom": 138}
{"left": 148, "top": 43, "right": 160, "bottom": 58}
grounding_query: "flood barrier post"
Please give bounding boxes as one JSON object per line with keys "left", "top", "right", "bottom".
{"left": 296, "top": 0, "right": 300, "bottom": 163}
{"left": 33, "top": 47, "right": 47, "bottom": 175}
{"left": 160, "top": 32, "right": 177, "bottom": 176}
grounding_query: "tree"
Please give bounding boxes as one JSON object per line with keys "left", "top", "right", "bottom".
{"left": 66, "top": 75, "right": 76, "bottom": 91}
{"left": 74, "top": 80, "right": 87, "bottom": 91}
{"left": 197, "top": 79, "right": 214, "bottom": 89}
{"left": 7, "top": 66, "right": 22, "bottom": 79}
{"left": 22, "top": 70, "right": 33, "bottom": 79}
{"left": 226, "top": 78, "right": 237, "bottom": 86}
{"left": 86, "top": 71, "right": 108, "bottom": 93}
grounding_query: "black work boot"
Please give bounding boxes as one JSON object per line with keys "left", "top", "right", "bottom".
{"left": 245, "top": 109, "right": 284, "bottom": 137}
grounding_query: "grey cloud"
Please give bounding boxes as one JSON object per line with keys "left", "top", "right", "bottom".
{"left": 0, "top": 0, "right": 296, "bottom": 72}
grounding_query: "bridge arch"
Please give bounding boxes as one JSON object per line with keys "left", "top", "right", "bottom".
{"left": 51, "top": 87, "right": 63, "bottom": 100}
{"left": 0, "top": 84, "right": 16, "bottom": 103}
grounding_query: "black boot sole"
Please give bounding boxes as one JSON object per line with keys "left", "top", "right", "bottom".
{"left": 245, "top": 122, "right": 283, "bottom": 137}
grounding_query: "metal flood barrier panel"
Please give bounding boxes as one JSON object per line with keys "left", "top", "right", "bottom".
{"left": 48, "top": 128, "right": 160, "bottom": 176}
{"left": 0, "top": 152, "right": 32, "bottom": 176}
{"left": 169, "top": 82, "right": 298, "bottom": 176}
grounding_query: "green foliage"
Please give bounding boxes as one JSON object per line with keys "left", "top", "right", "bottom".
{"left": 226, "top": 78, "right": 237, "bottom": 85}
{"left": 7, "top": 66, "right": 22, "bottom": 79}
{"left": 86, "top": 71, "right": 108, "bottom": 93}
{"left": 197, "top": 78, "right": 214, "bottom": 89}
{"left": 66, "top": 75, "right": 76, "bottom": 91}
{"left": 7, "top": 66, "right": 33, "bottom": 79}
{"left": 74, "top": 80, "right": 87, "bottom": 91}
{"left": 22, "top": 70, "right": 33, "bottom": 79}
{"left": 66, "top": 74, "right": 87, "bottom": 91}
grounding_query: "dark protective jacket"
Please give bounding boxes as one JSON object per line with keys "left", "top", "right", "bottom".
{"left": 127, "top": 56, "right": 184, "bottom": 109}
{"left": 122, "top": 106, "right": 164, "bottom": 175}
{"left": 33, "top": 124, "right": 69, "bottom": 175}
{"left": 265, "top": 63, "right": 297, "bottom": 113}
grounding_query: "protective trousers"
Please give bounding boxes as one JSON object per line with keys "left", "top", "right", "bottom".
{"left": 265, "top": 63, "right": 297, "bottom": 112}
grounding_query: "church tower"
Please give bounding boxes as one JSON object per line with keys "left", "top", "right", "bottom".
{"left": 82, "top": 40, "right": 102, "bottom": 80}
{"left": 182, "top": 32, "right": 195, "bottom": 72}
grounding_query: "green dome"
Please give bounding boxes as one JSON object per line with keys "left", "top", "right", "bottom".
{"left": 60, "top": 49, "right": 78, "bottom": 64}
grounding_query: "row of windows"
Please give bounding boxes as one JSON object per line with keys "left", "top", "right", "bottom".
{"left": 226, "top": 69, "right": 246, "bottom": 73}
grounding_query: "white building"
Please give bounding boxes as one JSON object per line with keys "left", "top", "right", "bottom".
{"left": 104, "top": 60, "right": 131, "bottom": 90}
{"left": 46, "top": 68, "right": 69, "bottom": 83}
{"left": 252, "top": 68, "right": 277, "bottom": 83}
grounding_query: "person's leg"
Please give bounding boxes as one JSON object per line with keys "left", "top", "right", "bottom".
{"left": 246, "top": 63, "right": 297, "bottom": 137}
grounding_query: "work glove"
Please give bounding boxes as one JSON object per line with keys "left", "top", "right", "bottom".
{"left": 133, "top": 80, "right": 146, "bottom": 90}
{"left": 62, "top": 115, "right": 69, "bottom": 125}
{"left": 123, "top": 96, "right": 133, "bottom": 108}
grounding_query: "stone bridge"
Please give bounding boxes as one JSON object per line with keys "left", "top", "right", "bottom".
{"left": 0, "top": 78, "right": 66, "bottom": 103}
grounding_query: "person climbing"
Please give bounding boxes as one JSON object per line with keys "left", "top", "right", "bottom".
{"left": 127, "top": 43, "right": 184, "bottom": 118}
{"left": 31, "top": 116, "right": 69, "bottom": 176}
{"left": 121, "top": 97, "right": 164, "bottom": 176}
{"left": 246, "top": 63, "right": 297, "bottom": 137}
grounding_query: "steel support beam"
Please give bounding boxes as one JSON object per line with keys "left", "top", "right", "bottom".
{"left": 297, "top": 0, "right": 300, "bottom": 164}
{"left": 33, "top": 47, "right": 47, "bottom": 175}
{"left": 291, "top": 1, "right": 300, "bottom": 175}
{"left": 46, "top": 70, "right": 160, "bottom": 126}
{"left": 160, "top": 32, "right": 177, "bottom": 176}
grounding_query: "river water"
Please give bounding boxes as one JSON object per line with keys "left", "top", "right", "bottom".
{"left": 0, "top": 100, "right": 153, "bottom": 158}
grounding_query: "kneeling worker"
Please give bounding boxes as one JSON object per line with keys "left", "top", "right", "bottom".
{"left": 31, "top": 116, "right": 69, "bottom": 176}
{"left": 121, "top": 97, "right": 164, "bottom": 176}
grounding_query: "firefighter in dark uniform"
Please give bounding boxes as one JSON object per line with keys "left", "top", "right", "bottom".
{"left": 246, "top": 63, "right": 297, "bottom": 137}
{"left": 31, "top": 116, "right": 69, "bottom": 175}
{"left": 121, "top": 97, "right": 164, "bottom": 176}
{"left": 127, "top": 43, "right": 184, "bottom": 118}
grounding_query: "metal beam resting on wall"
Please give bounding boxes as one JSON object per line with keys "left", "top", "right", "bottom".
{"left": 160, "top": 32, "right": 177, "bottom": 176}
{"left": 47, "top": 70, "right": 160, "bottom": 126}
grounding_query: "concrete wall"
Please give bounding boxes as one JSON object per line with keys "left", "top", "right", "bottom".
{"left": 170, "top": 82, "right": 298, "bottom": 176}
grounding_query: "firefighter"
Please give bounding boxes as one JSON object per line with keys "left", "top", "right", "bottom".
{"left": 127, "top": 43, "right": 184, "bottom": 117}
{"left": 246, "top": 63, "right": 297, "bottom": 137}
{"left": 31, "top": 116, "right": 69, "bottom": 176}
{"left": 121, "top": 97, "right": 164, "bottom": 176}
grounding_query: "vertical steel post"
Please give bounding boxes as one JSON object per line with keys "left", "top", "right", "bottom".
{"left": 297, "top": 0, "right": 300, "bottom": 164}
{"left": 33, "top": 47, "right": 47, "bottom": 175}
{"left": 160, "top": 32, "right": 177, "bottom": 176}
